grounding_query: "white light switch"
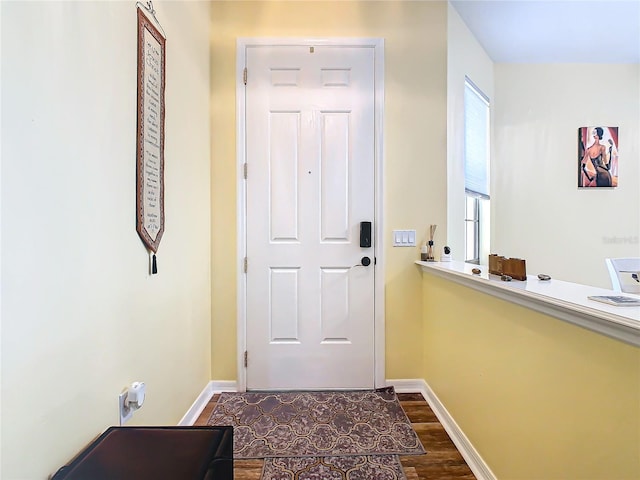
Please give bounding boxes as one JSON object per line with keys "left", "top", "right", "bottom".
{"left": 392, "top": 230, "right": 417, "bottom": 247}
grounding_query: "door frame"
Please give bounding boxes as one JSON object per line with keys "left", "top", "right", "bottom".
{"left": 236, "top": 37, "right": 385, "bottom": 391}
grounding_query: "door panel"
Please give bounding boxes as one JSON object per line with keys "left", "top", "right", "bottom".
{"left": 320, "top": 267, "right": 351, "bottom": 342}
{"left": 320, "top": 112, "right": 350, "bottom": 241}
{"left": 245, "top": 45, "right": 375, "bottom": 390}
{"left": 270, "top": 267, "right": 300, "bottom": 342}
{"left": 269, "top": 112, "right": 300, "bottom": 242}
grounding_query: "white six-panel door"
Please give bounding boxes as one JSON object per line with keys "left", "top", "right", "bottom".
{"left": 244, "top": 45, "right": 376, "bottom": 390}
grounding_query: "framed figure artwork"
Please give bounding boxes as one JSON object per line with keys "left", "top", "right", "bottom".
{"left": 578, "top": 126, "right": 619, "bottom": 188}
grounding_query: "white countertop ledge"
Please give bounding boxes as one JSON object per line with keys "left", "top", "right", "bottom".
{"left": 417, "top": 260, "right": 640, "bottom": 348}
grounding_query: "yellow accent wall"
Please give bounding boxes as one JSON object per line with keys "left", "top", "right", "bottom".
{"left": 210, "top": 1, "right": 449, "bottom": 381}
{"left": 422, "top": 271, "right": 640, "bottom": 479}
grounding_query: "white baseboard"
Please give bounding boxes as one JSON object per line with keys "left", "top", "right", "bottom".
{"left": 387, "top": 378, "right": 496, "bottom": 480}
{"left": 211, "top": 380, "right": 238, "bottom": 393}
{"left": 178, "top": 380, "right": 238, "bottom": 426}
{"left": 386, "top": 378, "right": 427, "bottom": 394}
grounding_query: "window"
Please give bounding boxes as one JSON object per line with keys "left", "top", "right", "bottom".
{"left": 465, "top": 195, "right": 479, "bottom": 262}
{"left": 463, "top": 78, "right": 490, "bottom": 264}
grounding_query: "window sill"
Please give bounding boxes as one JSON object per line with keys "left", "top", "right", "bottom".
{"left": 417, "top": 260, "right": 640, "bottom": 347}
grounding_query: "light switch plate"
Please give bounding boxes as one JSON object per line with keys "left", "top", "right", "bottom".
{"left": 392, "top": 230, "right": 416, "bottom": 247}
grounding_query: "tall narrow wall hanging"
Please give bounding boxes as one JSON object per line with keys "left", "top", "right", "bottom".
{"left": 136, "top": 2, "right": 166, "bottom": 274}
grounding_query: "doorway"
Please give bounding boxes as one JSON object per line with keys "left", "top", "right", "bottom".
{"left": 237, "top": 38, "right": 385, "bottom": 391}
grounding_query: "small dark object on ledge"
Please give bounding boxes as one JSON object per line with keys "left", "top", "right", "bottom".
{"left": 472, "top": 268, "right": 481, "bottom": 275}
{"left": 501, "top": 275, "right": 512, "bottom": 282}
{"left": 538, "top": 274, "right": 551, "bottom": 281}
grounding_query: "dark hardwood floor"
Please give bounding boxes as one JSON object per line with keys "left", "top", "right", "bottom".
{"left": 194, "top": 391, "right": 477, "bottom": 480}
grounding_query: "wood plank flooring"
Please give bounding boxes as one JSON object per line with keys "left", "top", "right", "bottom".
{"left": 194, "top": 392, "right": 477, "bottom": 480}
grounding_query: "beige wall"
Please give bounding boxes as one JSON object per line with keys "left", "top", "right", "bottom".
{"left": 446, "top": 5, "right": 640, "bottom": 287}
{"left": 422, "top": 272, "right": 640, "bottom": 480}
{"left": 446, "top": 3, "right": 494, "bottom": 260}
{"left": 493, "top": 64, "right": 640, "bottom": 288}
{"left": 1, "top": 1, "right": 212, "bottom": 478}
{"left": 210, "top": 0, "right": 449, "bottom": 381}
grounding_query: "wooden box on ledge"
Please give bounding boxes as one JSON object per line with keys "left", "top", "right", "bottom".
{"left": 488, "top": 254, "right": 527, "bottom": 281}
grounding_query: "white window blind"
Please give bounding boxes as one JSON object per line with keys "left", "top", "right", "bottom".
{"left": 464, "top": 78, "right": 490, "bottom": 198}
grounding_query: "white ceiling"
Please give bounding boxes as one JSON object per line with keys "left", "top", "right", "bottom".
{"left": 449, "top": 0, "right": 640, "bottom": 63}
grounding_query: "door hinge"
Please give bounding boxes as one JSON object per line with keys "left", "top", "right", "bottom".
{"left": 244, "top": 351, "right": 248, "bottom": 368}
{"left": 243, "top": 257, "right": 248, "bottom": 273}
{"left": 243, "top": 163, "right": 247, "bottom": 179}
{"left": 243, "top": 67, "right": 247, "bottom": 85}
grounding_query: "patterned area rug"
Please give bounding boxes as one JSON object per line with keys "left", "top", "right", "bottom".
{"left": 261, "top": 455, "right": 407, "bottom": 480}
{"left": 207, "top": 387, "right": 425, "bottom": 458}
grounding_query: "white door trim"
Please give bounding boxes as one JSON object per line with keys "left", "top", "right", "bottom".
{"left": 236, "top": 37, "right": 385, "bottom": 392}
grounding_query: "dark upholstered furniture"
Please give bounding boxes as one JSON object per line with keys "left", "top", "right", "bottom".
{"left": 51, "top": 426, "right": 233, "bottom": 480}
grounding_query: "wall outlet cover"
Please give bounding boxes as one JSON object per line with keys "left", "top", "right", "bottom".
{"left": 118, "top": 391, "right": 134, "bottom": 425}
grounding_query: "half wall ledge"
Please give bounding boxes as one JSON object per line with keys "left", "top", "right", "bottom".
{"left": 417, "top": 260, "right": 640, "bottom": 348}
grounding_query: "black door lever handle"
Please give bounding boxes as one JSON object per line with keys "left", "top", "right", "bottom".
{"left": 351, "top": 256, "right": 372, "bottom": 268}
